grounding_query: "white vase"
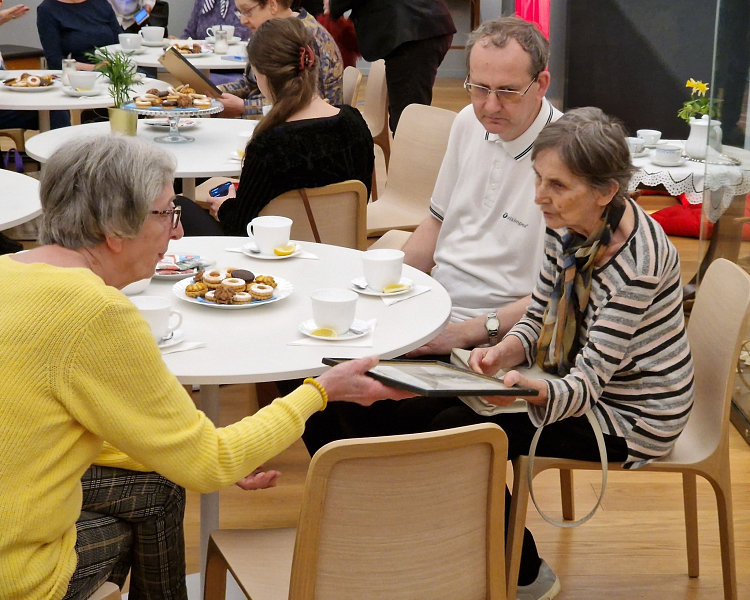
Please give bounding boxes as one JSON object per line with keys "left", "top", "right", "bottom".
{"left": 684, "top": 114, "right": 722, "bottom": 160}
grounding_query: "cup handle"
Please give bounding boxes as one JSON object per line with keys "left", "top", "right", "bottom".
{"left": 168, "top": 310, "right": 183, "bottom": 334}
{"left": 206, "top": 27, "right": 214, "bottom": 38}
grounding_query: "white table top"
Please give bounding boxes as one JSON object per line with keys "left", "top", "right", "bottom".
{"left": 137, "top": 237, "right": 451, "bottom": 384}
{"left": 103, "top": 42, "right": 247, "bottom": 71}
{"left": 25, "top": 119, "right": 255, "bottom": 178}
{"left": 0, "top": 70, "right": 170, "bottom": 111}
{"left": 0, "top": 170, "right": 41, "bottom": 230}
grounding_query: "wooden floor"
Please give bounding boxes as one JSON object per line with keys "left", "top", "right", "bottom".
{"left": 179, "top": 80, "right": 750, "bottom": 598}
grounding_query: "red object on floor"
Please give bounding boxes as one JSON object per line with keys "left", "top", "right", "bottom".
{"left": 317, "top": 15, "right": 360, "bottom": 68}
{"left": 651, "top": 203, "right": 710, "bottom": 238}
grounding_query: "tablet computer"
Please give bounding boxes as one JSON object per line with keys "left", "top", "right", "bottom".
{"left": 321, "top": 358, "right": 539, "bottom": 398}
{"left": 157, "top": 47, "right": 222, "bottom": 98}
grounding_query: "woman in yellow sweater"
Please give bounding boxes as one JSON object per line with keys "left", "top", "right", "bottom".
{"left": 0, "top": 135, "right": 411, "bottom": 600}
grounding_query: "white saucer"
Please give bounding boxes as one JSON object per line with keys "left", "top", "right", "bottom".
{"left": 183, "top": 50, "right": 214, "bottom": 58}
{"left": 631, "top": 149, "right": 650, "bottom": 159}
{"left": 142, "top": 39, "right": 168, "bottom": 47}
{"left": 158, "top": 328, "right": 185, "bottom": 348}
{"left": 351, "top": 276, "right": 414, "bottom": 297}
{"left": 228, "top": 150, "right": 243, "bottom": 161}
{"left": 644, "top": 141, "right": 668, "bottom": 148}
{"left": 299, "top": 319, "right": 372, "bottom": 341}
{"left": 241, "top": 242, "right": 302, "bottom": 260}
{"left": 144, "top": 118, "right": 199, "bottom": 129}
{"left": 651, "top": 157, "right": 687, "bottom": 167}
{"left": 116, "top": 46, "right": 147, "bottom": 54}
{"left": 62, "top": 86, "right": 103, "bottom": 97}
{"left": 206, "top": 36, "right": 242, "bottom": 44}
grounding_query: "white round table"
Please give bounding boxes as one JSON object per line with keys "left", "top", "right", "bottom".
{"left": 24, "top": 119, "right": 255, "bottom": 197}
{"left": 0, "top": 70, "right": 171, "bottom": 131}
{"left": 139, "top": 236, "right": 451, "bottom": 581}
{"left": 102, "top": 42, "right": 247, "bottom": 75}
{"left": 0, "top": 170, "right": 41, "bottom": 230}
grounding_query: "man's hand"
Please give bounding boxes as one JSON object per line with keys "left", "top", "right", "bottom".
{"left": 316, "top": 355, "right": 417, "bottom": 406}
{"left": 218, "top": 93, "right": 246, "bottom": 118}
{"left": 0, "top": 3, "right": 29, "bottom": 26}
{"left": 236, "top": 468, "right": 281, "bottom": 490}
{"left": 405, "top": 322, "right": 473, "bottom": 358}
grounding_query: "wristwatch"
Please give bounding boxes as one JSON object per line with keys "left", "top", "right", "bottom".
{"left": 485, "top": 312, "right": 500, "bottom": 346}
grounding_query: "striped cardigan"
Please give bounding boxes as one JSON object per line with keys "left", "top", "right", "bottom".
{"left": 509, "top": 199, "right": 695, "bottom": 468}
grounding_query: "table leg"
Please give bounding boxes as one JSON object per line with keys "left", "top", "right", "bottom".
{"left": 199, "top": 384, "right": 221, "bottom": 593}
{"left": 182, "top": 177, "right": 196, "bottom": 199}
{"left": 39, "top": 110, "right": 50, "bottom": 133}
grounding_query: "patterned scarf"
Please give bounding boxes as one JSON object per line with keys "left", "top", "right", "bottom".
{"left": 536, "top": 200, "right": 626, "bottom": 375}
{"left": 201, "top": 0, "right": 230, "bottom": 18}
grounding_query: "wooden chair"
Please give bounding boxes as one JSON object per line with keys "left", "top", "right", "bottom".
{"left": 0, "top": 128, "right": 26, "bottom": 152}
{"left": 361, "top": 60, "right": 389, "bottom": 200}
{"left": 505, "top": 258, "right": 750, "bottom": 600}
{"left": 204, "top": 423, "right": 508, "bottom": 600}
{"left": 367, "top": 229, "right": 412, "bottom": 251}
{"left": 259, "top": 180, "right": 368, "bottom": 250}
{"left": 89, "top": 582, "right": 121, "bottom": 600}
{"left": 366, "top": 104, "right": 456, "bottom": 237}
{"left": 342, "top": 66, "right": 363, "bottom": 108}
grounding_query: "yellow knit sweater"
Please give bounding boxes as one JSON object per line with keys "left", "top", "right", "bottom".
{"left": 0, "top": 256, "right": 324, "bottom": 600}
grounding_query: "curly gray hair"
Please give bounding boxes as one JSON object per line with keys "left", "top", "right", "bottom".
{"left": 38, "top": 135, "right": 177, "bottom": 249}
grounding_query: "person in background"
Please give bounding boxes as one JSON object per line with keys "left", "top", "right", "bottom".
{"left": 0, "top": 0, "right": 70, "bottom": 129}
{"left": 326, "top": 0, "right": 455, "bottom": 132}
{"left": 105, "top": 0, "right": 153, "bottom": 32}
{"left": 178, "top": 16, "right": 371, "bottom": 236}
{"left": 217, "top": 0, "right": 342, "bottom": 118}
{"left": 181, "top": 0, "right": 251, "bottom": 41}
{"left": 37, "top": 0, "right": 121, "bottom": 70}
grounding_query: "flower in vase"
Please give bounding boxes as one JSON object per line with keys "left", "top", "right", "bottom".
{"left": 678, "top": 78, "right": 719, "bottom": 123}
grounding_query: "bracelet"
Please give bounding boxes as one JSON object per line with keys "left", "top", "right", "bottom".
{"left": 303, "top": 377, "right": 328, "bottom": 410}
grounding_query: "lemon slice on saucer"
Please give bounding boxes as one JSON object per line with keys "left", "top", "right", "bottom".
{"left": 274, "top": 244, "right": 296, "bottom": 256}
{"left": 310, "top": 327, "right": 338, "bottom": 338}
{"left": 237, "top": 149, "right": 245, "bottom": 159}
{"left": 382, "top": 283, "right": 410, "bottom": 294}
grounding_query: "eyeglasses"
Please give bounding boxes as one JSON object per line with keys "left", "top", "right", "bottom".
{"left": 150, "top": 201, "right": 182, "bottom": 229}
{"left": 234, "top": 3, "right": 260, "bottom": 19}
{"left": 463, "top": 73, "right": 540, "bottom": 104}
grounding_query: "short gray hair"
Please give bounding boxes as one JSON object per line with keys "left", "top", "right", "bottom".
{"left": 466, "top": 16, "right": 550, "bottom": 78}
{"left": 531, "top": 107, "right": 634, "bottom": 204}
{"left": 38, "top": 135, "right": 177, "bottom": 249}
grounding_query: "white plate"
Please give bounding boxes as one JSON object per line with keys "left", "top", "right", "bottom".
{"left": 651, "top": 157, "right": 687, "bottom": 167}
{"left": 631, "top": 149, "right": 650, "bottom": 159}
{"left": 228, "top": 150, "right": 243, "bottom": 161}
{"left": 158, "top": 328, "right": 186, "bottom": 348}
{"left": 178, "top": 49, "right": 214, "bottom": 58}
{"left": 173, "top": 276, "right": 293, "bottom": 309}
{"left": 206, "top": 35, "right": 242, "bottom": 44}
{"left": 142, "top": 39, "right": 168, "bottom": 47}
{"left": 2, "top": 82, "right": 60, "bottom": 93}
{"left": 114, "top": 46, "right": 147, "bottom": 54}
{"left": 154, "top": 254, "right": 215, "bottom": 279}
{"left": 299, "top": 318, "right": 372, "bottom": 341}
{"left": 241, "top": 242, "right": 302, "bottom": 260}
{"left": 351, "top": 276, "right": 414, "bottom": 297}
{"left": 62, "top": 86, "right": 104, "bottom": 97}
{"left": 144, "top": 118, "right": 199, "bottom": 129}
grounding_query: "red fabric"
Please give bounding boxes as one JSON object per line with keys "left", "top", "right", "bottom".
{"left": 651, "top": 203, "right": 710, "bottom": 238}
{"left": 516, "top": 0, "right": 550, "bottom": 38}
{"left": 317, "top": 15, "right": 360, "bottom": 68}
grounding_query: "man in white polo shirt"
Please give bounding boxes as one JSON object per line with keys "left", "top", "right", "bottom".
{"left": 404, "top": 16, "right": 562, "bottom": 358}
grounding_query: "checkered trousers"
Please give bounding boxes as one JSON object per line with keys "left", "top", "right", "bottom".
{"left": 63, "top": 466, "right": 188, "bottom": 600}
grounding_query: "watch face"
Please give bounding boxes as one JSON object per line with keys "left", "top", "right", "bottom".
{"left": 486, "top": 317, "right": 500, "bottom": 332}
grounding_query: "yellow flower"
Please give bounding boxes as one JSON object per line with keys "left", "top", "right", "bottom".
{"left": 686, "top": 78, "right": 698, "bottom": 89}
{"left": 686, "top": 78, "right": 709, "bottom": 96}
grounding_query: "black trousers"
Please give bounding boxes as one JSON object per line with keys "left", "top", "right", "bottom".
{"left": 174, "top": 196, "right": 226, "bottom": 236}
{"left": 302, "top": 397, "right": 627, "bottom": 585}
{"left": 383, "top": 33, "right": 453, "bottom": 133}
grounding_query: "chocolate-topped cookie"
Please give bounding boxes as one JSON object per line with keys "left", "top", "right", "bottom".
{"left": 231, "top": 269, "right": 255, "bottom": 284}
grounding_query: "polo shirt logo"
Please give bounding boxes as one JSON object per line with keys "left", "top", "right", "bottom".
{"left": 502, "top": 212, "right": 529, "bottom": 228}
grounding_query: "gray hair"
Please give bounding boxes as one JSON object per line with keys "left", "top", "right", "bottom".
{"left": 531, "top": 107, "right": 634, "bottom": 204}
{"left": 38, "top": 135, "right": 177, "bottom": 249}
{"left": 466, "top": 16, "right": 550, "bottom": 78}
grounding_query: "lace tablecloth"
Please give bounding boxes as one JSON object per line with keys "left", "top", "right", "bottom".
{"left": 629, "top": 141, "right": 750, "bottom": 222}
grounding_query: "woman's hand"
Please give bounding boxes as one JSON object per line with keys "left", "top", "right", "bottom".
{"left": 236, "top": 468, "right": 281, "bottom": 490}
{"left": 485, "top": 369, "right": 549, "bottom": 407}
{"left": 76, "top": 62, "right": 97, "bottom": 72}
{"left": 218, "top": 93, "right": 246, "bottom": 118}
{"left": 468, "top": 342, "right": 515, "bottom": 377}
{"left": 316, "top": 356, "right": 417, "bottom": 406}
{"left": 205, "top": 184, "right": 235, "bottom": 219}
{"left": 0, "top": 3, "right": 29, "bottom": 26}
{"left": 323, "top": 0, "right": 330, "bottom": 15}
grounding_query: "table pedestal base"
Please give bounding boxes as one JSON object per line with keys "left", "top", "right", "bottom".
{"left": 199, "top": 384, "right": 221, "bottom": 594}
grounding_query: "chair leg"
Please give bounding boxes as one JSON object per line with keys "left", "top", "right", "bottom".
{"left": 204, "top": 536, "right": 230, "bottom": 600}
{"left": 506, "top": 457, "right": 532, "bottom": 600}
{"left": 707, "top": 464, "right": 738, "bottom": 600}
{"left": 682, "top": 472, "right": 699, "bottom": 578}
{"left": 559, "top": 469, "right": 575, "bottom": 521}
{"left": 371, "top": 169, "right": 378, "bottom": 201}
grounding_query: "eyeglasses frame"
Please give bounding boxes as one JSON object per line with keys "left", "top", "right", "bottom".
{"left": 463, "top": 72, "right": 541, "bottom": 103}
{"left": 150, "top": 198, "right": 182, "bottom": 229}
{"left": 234, "top": 2, "right": 261, "bottom": 19}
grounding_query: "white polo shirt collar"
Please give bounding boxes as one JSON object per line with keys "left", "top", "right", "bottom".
{"left": 484, "top": 97, "right": 556, "bottom": 161}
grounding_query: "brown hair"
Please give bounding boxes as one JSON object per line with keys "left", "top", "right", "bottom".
{"left": 466, "top": 16, "right": 550, "bottom": 78}
{"left": 255, "top": 0, "right": 293, "bottom": 9}
{"left": 246, "top": 17, "right": 319, "bottom": 139}
{"left": 532, "top": 107, "right": 634, "bottom": 204}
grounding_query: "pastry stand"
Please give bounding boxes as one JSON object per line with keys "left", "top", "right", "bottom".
{"left": 123, "top": 100, "right": 223, "bottom": 143}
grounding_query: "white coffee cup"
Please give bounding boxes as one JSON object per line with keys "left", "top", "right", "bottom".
{"left": 236, "top": 125, "right": 257, "bottom": 157}
{"left": 248, "top": 215, "right": 292, "bottom": 255}
{"left": 637, "top": 129, "right": 661, "bottom": 146}
{"left": 653, "top": 144, "right": 683, "bottom": 166}
{"left": 140, "top": 26, "right": 165, "bottom": 42}
{"left": 119, "top": 33, "right": 142, "bottom": 51}
{"left": 67, "top": 71, "right": 99, "bottom": 91}
{"left": 626, "top": 136, "right": 645, "bottom": 154}
{"left": 362, "top": 249, "right": 404, "bottom": 292}
{"left": 130, "top": 296, "right": 183, "bottom": 342}
{"left": 206, "top": 25, "right": 234, "bottom": 39}
{"left": 310, "top": 288, "right": 358, "bottom": 335}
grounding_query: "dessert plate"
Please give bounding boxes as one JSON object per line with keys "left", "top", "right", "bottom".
{"left": 299, "top": 318, "right": 372, "bottom": 341}
{"left": 2, "top": 82, "right": 59, "bottom": 92}
{"left": 62, "top": 86, "right": 103, "bottom": 97}
{"left": 144, "top": 118, "right": 199, "bottom": 129}
{"left": 154, "top": 254, "right": 214, "bottom": 279}
{"left": 241, "top": 242, "right": 302, "bottom": 260}
{"left": 350, "top": 277, "right": 414, "bottom": 297}
{"left": 173, "top": 276, "right": 293, "bottom": 309}
{"left": 651, "top": 157, "right": 687, "bottom": 167}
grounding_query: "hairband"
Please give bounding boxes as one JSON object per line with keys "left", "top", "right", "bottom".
{"left": 298, "top": 46, "right": 315, "bottom": 72}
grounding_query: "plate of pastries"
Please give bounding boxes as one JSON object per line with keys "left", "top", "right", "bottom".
{"left": 131, "top": 85, "right": 213, "bottom": 110}
{"left": 2, "top": 73, "right": 59, "bottom": 92}
{"left": 173, "top": 267, "right": 293, "bottom": 310}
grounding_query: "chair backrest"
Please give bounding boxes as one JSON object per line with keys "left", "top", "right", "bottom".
{"left": 384, "top": 103, "right": 457, "bottom": 205}
{"left": 342, "top": 66, "right": 363, "bottom": 108}
{"left": 683, "top": 258, "right": 750, "bottom": 459}
{"left": 259, "top": 180, "right": 368, "bottom": 250}
{"left": 289, "top": 424, "right": 508, "bottom": 600}
{"left": 361, "top": 60, "right": 388, "bottom": 138}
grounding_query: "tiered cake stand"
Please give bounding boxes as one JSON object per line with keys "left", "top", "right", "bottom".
{"left": 123, "top": 100, "right": 223, "bottom": 143}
